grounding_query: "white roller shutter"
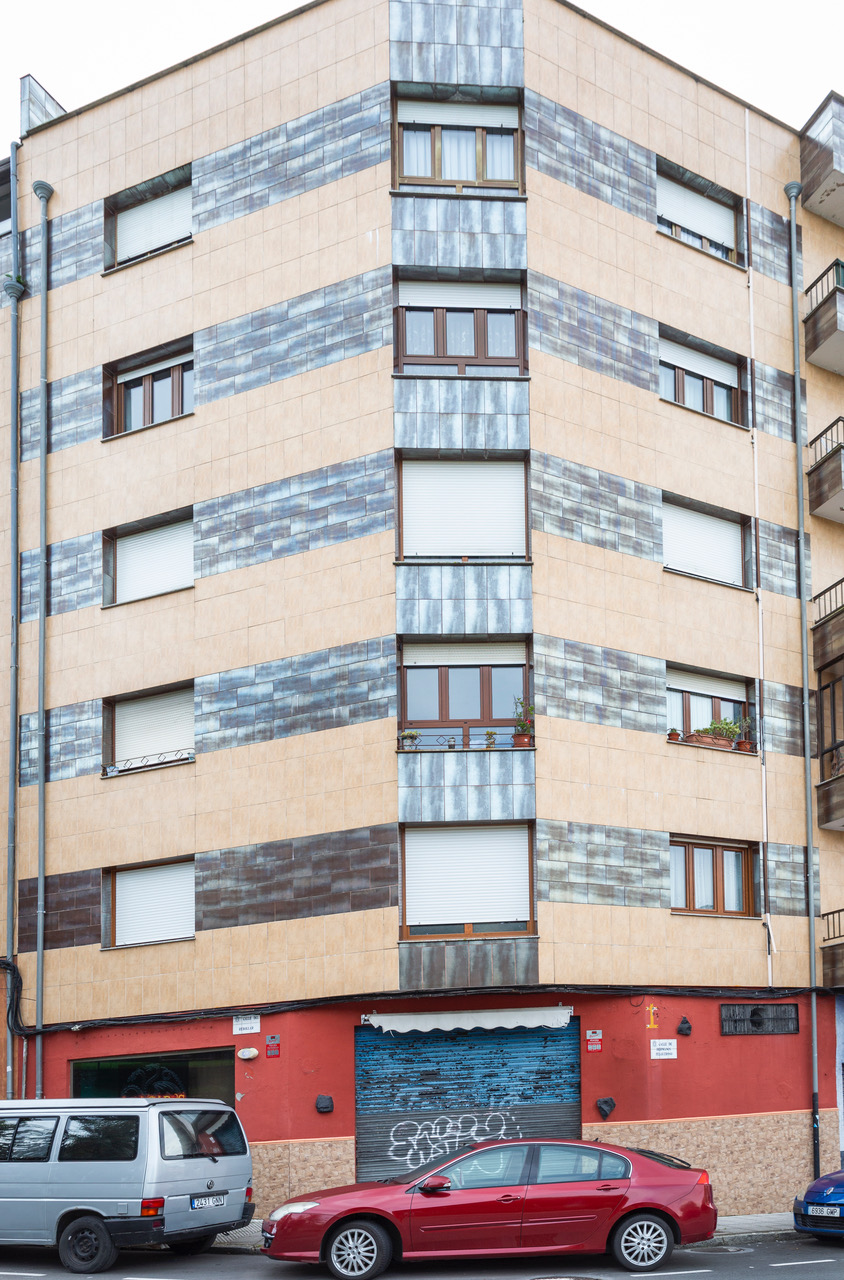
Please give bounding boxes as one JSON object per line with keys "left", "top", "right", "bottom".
{"left": 114, "top": 687, "right": 195, "bottom": 766}
{"left": 402, "top": 460, "right": 526, "bottom": 556}
{"left": 398, "top": 281, "right": 522, "bottom": 309}
{"left": 402, "top": 642, "right": 526, "bottom": 666}
{"left": 115, "top": 860, "right": 195, "bottom": 946}
{"left": 663, "top": 501, "right": 744, "bottom": 586}
{"left": 117, "top": 353, "right": 190, "bottom": 384}
{"left": 657, "top": 175, "right": 737, "bottom": 249}
{"left": 116, "top": 185, "right": 192, "bottom": 263}
{"left": 398, "top": 101, "right": 519, "bottom": 127}
{"left": 404, "top": 825, "right": 530, "bottom": 925}
{"left": 666, "top": 667, "right": 747, "bottom": 701}
{"left": 115, "top": 520, "right": 194, "bottom": 604}
{"left": 659, "top": 338, "right": 738, "bottom": 387}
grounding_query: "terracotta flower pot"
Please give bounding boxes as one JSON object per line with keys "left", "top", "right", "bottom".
{"left": 512, "top": 733, "right": 532, "bottom": 747}
{"left": 684, "top": 732, "right": 731, "bottom": 748}
{"left": 667, "top": 731, "right": 681, "bottom": 742}
{"left": 735, "top": 739, "right": 755, "bottom": 753}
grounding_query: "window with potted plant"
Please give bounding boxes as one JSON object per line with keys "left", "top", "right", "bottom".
{"left": 684, "top": 717, "right": 740, "bottom": 749}
{"left": 512, "top": 697, "right": 534, "bottom": 747}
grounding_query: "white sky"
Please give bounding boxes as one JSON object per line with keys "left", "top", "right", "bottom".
{"left": 2, "top": 0, "right": 841, "bottom": 151}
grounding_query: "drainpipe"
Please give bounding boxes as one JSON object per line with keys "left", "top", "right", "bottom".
{"left": 785, "top": 179, "right": 820, "bottom": 1180}
{"left": 32, "top": 178, "right": 53, "bottom": 1100}
{"left": 3, "top": 142, "right": 23, "bottom": 1100}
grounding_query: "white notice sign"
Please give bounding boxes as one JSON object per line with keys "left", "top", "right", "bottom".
{"left": 585, "top": 1029, "right": 602, "bottom": 1040}
{"left": 650, "top": 1038, "right": 677, "bottom": 1059}
{"left": 233, "top": 1014, "right": 261, "bottom": 1035}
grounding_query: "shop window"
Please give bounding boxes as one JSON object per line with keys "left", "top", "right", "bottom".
{"left": 659, "top": 336, "right": 742, "bottom": 425}
{"left": 400, "top": 641, "right": 528, "bottom": 749}
{"left": 103, "top": 510, "right": 194, "bottom": 606}
{"left": 71, "top": 1049, "right": 235, "bottom": 1108}
{"left": 400, "top": 459, "right": 527, "bottom": 558}
{"left": 103, "top": 684, "right": 195, "bottom": 776}
{"left": 669, "top": 840, "right": 758, "bottom": 916}
{"left": 104, "top": 165, "right": 192, "bottom": 270}
{"left": 395, "top": 281, "right": 525, "bottom": 375}
{"left": 663, "top": 498, "right": 752, "bottom": 588}
{"left": 395, "top": 100, "right": 521, "bottom": 191}
{"left": 656, "top": 168, "right": 740, "bottom": 263}
{"left": 103, "top": 341, "right": 194, "bottom": 438}
{"left": 720, "top": 1003, "right": 798, "bottom": 1035}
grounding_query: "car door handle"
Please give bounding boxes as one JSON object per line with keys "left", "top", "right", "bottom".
{"left": 598, "top": 1184, "right": 620, "bottom": 1191}
{"left": 496, "top": 1195, "right": 522, "bottom": 1203}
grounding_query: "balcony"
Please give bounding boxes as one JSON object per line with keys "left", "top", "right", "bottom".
{"left": 805, "top": 262, "right": 844, "bottom": 374}
{"left": 821, "top": 909, "right": 844, "bottom": 984}
{"left": 801, "top": 94, "right": 844, "bottom": 226}
{"left": 811, "top": 576, "right": 844, "bottom": 669}
{"left": 808, "top": 419, "right": 844, "bottom": 520}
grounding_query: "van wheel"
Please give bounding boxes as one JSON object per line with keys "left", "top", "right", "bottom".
{"left": 326, "top": 1219, "right": 392, "bottom": 1280}
{"left": 167, "top": 1233, "right": 217, "bottom": 1254}
{"left": 58, "top": 1215, "right": 118, "bottom": 1274}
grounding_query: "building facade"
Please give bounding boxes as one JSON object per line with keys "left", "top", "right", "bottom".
{"left": 1, "top": 0, "right": 844, "bottom": 1217}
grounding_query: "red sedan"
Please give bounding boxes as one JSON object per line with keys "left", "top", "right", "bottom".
{"left": 261, "top": 1138, "right": 717, "bottom": 1278}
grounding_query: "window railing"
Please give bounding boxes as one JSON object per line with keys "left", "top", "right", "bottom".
{"left": 813, "top": 576, "right": 844, "bottom": 626}
{"left": 822, "top": 908, "right": 844, "bottom": 944}
{"left": 103, "top": 748, "right": 195, "bottom": 777}
{"left": 398, "top": 727, "right": 530, "bottom": 750}
{"left": 805, "top": 260, "right": 844, "bottom": 315}
{"left": 809, "top": 417, "right": 844, "bottom": 466}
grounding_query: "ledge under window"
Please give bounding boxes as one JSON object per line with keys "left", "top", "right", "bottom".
{"left": 663, "top": 566, "right": 754, "bottom": 592}
{"left": 102, "top": 751, "right": 195, "bottom": 778}
{"left": 658, "top": 394, "right": 750, "bottom": 431}
{"left": 102, "top": 236, "right": 192, "bottom": 276}
{"left": 656, "top": 226, "right": 747, "bottom": 272}
{"left": 102, "top": 411, "right": 195, "bottom": 442}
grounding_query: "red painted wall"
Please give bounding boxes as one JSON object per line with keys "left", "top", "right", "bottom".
{"left": 29, "top": 990, "right": 836, "bottom": 1145}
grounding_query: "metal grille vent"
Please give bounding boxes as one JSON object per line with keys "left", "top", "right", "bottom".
{"left": 720, "top": 1003, "right": 798, "bottom": 1036}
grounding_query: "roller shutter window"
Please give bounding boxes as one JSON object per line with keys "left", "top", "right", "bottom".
{"left": 396, "top": 282, "right": 524, "bottom": 375}
{"left": 114, "top": 520, "right": 194, "bottom": 604}
{"left": 114, "top": 860, "right": 195, "bottom": 946}
{"left": 116, "top": 185, "right": 192, "bottom": 264}
{"left": 113, "top": 687, "right": 195, "bottom": 769}
{"left": 663, "top": 501, "right": 744, "bottom": 586}
{"left": 666, "top": 667, "right": 749, "bottom": 737}
{"left": 404, "top": 825, "right": 531, "bottom": 932}
{"left": 397, "top": 101, "right": 519, "bottom": 187}
{"left": 657, "top": 174, "right": 737, "bottom": 256}
{"left": 658, "top": 337, "right": 740, "bottom": 424}
{"left": 402, "top": 460, "right": 526, "bottom": 556}
{"left": 402, "top": 642, "right": 527, "bottom": 666}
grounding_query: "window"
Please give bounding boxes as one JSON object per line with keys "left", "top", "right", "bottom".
{"left": 396, "top": 101, "right": 520, "bottom": 190}
{"left": 104, "top": 513, "right": 194, "bottom": 606}
{"left": 0, "top": 163, "right": 10, "bottom": 237}
{"left": 103, "top": 345, "right": 194, "bottom": 437}
{"left": 659, "top": 337, "right": 741, "bottom": 424}
{"left": 72, "top": 1048, "right": 235, "bottom": 1107}
{"left": 159, "top": 1110, "right": 247, "bottom": 1159}
{"left": 662, "top": 499, "right": 750, "bottom": 588}
{"left": 104, "top": 166, "right": 192, "bottom": 269}
{"left": 108, "top": 859, "right": 195, "bottom": 947}
{"left": 656, "top": 172, "right": 739, "bottom": 262}
{"left": 666, "top": 668, "right": 751, "bottom": 740}
{"left": 0, "top": 1116, "right": 58, "bottom": 1161}
{"left": 400, "top": 642, "right": 528, "bottom": 748}
{"left": 440, "top": 1145, "right": 530, "bottom": 1189}
{"left": 401, "top": 460, "right": 527, "bottom": 557}
{"left": 818, "top": 658, "right": 844, "bottom": 781}
{"left": 396, "top": 281, "right": 525, "bottom": 375}
{"left": 402, "top": 824, "right": 533, "bottom": 939}
{"left": 58, "top": 1116, "right": 140, "bottom": 1162}
{"left": 669, "top": 840, "right": 758, "bottom": 916}
{"left": 533, "top": 1145, "right": 630, "bottom": 1184}
{"left": 104, "top": 685, "right": 195, "bottom": 775}
{"left": 720, "top": 1003, "right": 798, "bottom": 1035}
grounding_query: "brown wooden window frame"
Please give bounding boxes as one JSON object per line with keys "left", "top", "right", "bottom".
{"left": 395, "top": 122, "right": 523, "bottom": 193}
{"left": 395, "top": 306, "right": 526, "bottom": 375}
{"left": 667, "top": 689, "right": 752, "bottom": 739}
{"left": 659, "top": 361, "right": 741, "bottom": 425}
{"left": 399, "top": 662, "right": 529, "bottom": 749}
{"left": 656, "top": 213, "right": 738, "bottom": 264}
{"left": 399, "top": 824, "right": 536, "bottom": 941}
{"left": 103, "top": 351, "right": 194, "bottom": 439}
{"left": 669, "top": 839, "right": 758, "bottom": 917}
{"left": 818, "top": 657, "right": 844, "bottom": 781}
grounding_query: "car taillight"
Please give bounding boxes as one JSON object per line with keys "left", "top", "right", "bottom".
{"left": 141, "top": 1198, "right": 165, "bottom": 1217}
{"left": 697, "top": 1171, "right": 709, "bottom": 1184}
{"left": 246, "top": 1186, "right": 253, "bottom": 1202}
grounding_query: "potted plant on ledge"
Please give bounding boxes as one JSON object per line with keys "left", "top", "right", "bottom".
{"left": 684, "top": 718, "right": 740, "bottom": 749}
{"left": 667, "top": 727, "right": 682, "bottom": 742}
{"left": 734, "top": 717, "right": 755, "bottom": 753}
{"left": 399, "top": 729, "right": 420, "bottom": 750}
{"left": 512, "top": 698, "right": 534, "bottom": 747}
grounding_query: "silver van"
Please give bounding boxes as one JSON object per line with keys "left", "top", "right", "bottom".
{"left": 0, "top": 1096, "right": 254, "bottom": 1273}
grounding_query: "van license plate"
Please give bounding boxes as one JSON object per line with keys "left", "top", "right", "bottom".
{"left": 191, "top": 1194, "right": 226, "bottom": 1209}
{"left": 809, "top": 1205, "right": 840, "bottom": 1217}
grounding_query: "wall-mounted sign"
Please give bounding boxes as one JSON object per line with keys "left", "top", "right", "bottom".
{"left": 587, "top": 1040, "right": 603, "bottom": 1053}
{"left": 266, "top": 1044, "right": 280, "bottom": 1058}
{"left": 233, "top": 1014, "right": 261, "bottom": 1035}
{"left": 585, "top": 1029, "right": 602, "bottom": 1039}
{"left": 650, "top": 1039, "right": 677, "bottom": 1060}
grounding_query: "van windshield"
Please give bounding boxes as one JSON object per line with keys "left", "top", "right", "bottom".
{"left": 159, "top": 1109, "right": 246, "bottom": 1160}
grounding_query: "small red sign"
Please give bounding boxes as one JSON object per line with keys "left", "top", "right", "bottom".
{"left": 587, "top": 1040, "right": 603, "bottom": 1052}
{"left": 266, "top": 1045, "right": 280, "bottom": 1058}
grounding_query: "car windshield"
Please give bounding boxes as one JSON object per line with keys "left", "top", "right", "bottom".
{"left": 379, "top": 1146, "right": 479, "bottom": 1184}
{"left": 626, "top": 1147, "right": 691, "bottom": 1169}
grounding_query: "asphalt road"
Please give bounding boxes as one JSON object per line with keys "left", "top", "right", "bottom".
{"left": 0, "top": 1231, "right": 839, "bottom": 1280}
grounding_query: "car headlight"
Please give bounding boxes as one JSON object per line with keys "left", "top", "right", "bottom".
{"left": 269, "top": 1201, "right": 320, "bottom": 1221}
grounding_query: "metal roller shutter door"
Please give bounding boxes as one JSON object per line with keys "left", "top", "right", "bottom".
{"left": 354, "top": 1020, "right": 581, "bottom": 1180}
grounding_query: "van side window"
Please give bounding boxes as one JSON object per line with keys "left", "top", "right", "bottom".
{"left": 59, "top": 1115, "right": 140, "bottom": 1162}
{"left": 0, "top": 1116, "right": 59, "bottom": 1161}
{"left": 160, "top": 1109, "right": 247, "bottom": 1159}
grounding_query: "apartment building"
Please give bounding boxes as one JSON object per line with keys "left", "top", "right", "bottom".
{"left": 1, "top": 0, "right": 844, "bottom": 1217}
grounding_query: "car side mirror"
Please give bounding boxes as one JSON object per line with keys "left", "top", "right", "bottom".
{"left": 420, "top": 1175, "right": 451, "bottom": 1193}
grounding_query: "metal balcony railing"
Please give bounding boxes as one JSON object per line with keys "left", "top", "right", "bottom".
{"left": 102, "top": 748, "right": 195, "bottom": 777}
{"left": 806, "top": 259, "right": 844, "bottom": 315}
{"left": 813, "top": 576, "right": 844, "bottom": 626}
{"left": 822, "top": 908, "right": 844, "bottom": 944}
{"left": 810, "top": 417, "right": 844, "bottom": 467}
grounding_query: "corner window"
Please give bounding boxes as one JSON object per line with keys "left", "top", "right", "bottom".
{"left": 666, "top": 668, "right": 753, "bottom": 747}
{"left": 669, "top": 840, "right": 758, "bottom": 916}
{"left": 107, "top": 858, "right": 195, "bottom": 947}
{"left": 396, "top": 101, "right": 520, "bottom": 191}
{"left": 103, "top": 511, "right": 194, "bottom": 606}
{"left": 103, "top": 685, "right": 195, "bottom": 776}
{"left": 662, "top": 499, "right": 751, "bottom": 588}
{"left": 396, "top": 281, "right": 525, "bottom": 375}
{"left": 104, "top": 166, "right": 192, "bottom": 270}
{"left": 103, "top": 343, "right": 194, "bottom": 437}
{"left": 400, "top": 459, "right": 527, "bottom": 558}
{"left": 818, "top": 657, "right": 844, "bottom": 781}
{"left": 400, "top": 642, "right": 529, "bottom": 749}
{"left": 659, "top": 337, "right": 741, "bottom": 424}
{"left": 656, "top": 171, "right": 739, "bottom": 263}
{"left": 402, "top": 824, "right": 533, "bottom": 940}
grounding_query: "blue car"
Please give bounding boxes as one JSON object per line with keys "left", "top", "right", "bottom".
{"left": 794, "top": 1170, "right": 844, "bottom": 1238}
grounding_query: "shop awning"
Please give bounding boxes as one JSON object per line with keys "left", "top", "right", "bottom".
{"left": 360, "top": 1007, "right": 573, "bottom": 1034}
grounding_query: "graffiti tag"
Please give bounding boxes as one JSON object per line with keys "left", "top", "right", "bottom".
{"left": 388, "top": 1111, "right": 523, "bottom": 1169}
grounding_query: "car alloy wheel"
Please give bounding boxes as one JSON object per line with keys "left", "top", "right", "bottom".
{"left": 613, "top": 1214, "right": 672, "bottom": 1271}
{"left": 329, "top": 1226, "right": 382, "bottom": 1278}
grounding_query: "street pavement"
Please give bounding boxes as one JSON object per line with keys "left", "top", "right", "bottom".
{"left": 0, "top": 1225, "right": 838, "bottom": 1280}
